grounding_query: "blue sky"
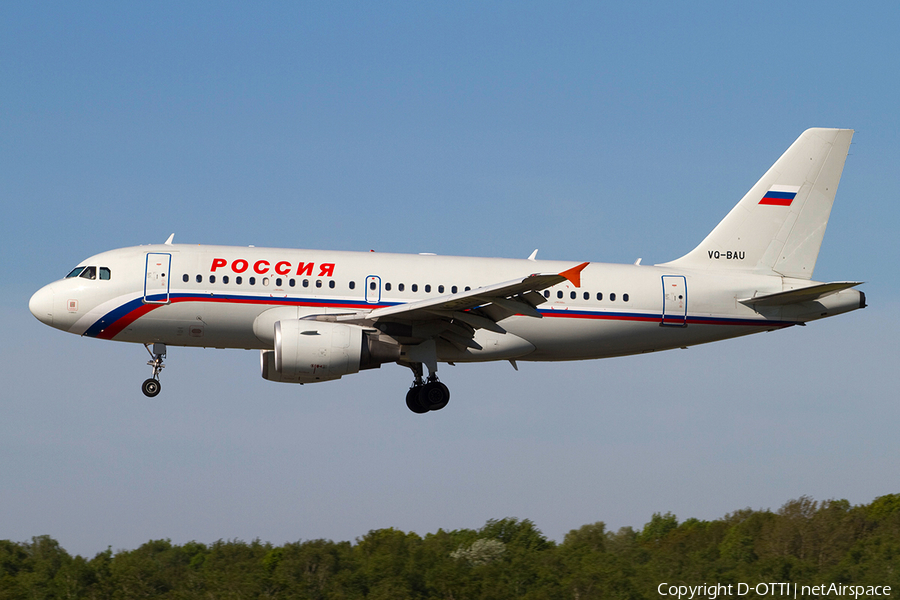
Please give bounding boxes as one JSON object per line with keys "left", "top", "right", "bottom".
{"left": 2, "top": 2, "right": 899, "bottom": 557}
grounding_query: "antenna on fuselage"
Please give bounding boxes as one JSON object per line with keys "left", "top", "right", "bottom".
{"left": 164, "top": 233, "right": 175, "bottom": 245}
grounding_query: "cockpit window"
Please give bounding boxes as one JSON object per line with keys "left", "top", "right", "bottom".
{"left": 99, "top": 267, "right": 111, "bottom": 280}
{"left": 66, "top": 267, "right": 85, "bottom": 278}
{"left": 79, "top": 266, "right": 97, "bottom": 280}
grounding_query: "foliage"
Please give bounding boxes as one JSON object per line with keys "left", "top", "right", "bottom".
{"left": 2, "top": 495, "right": 899, "bottom": 598}
{"left": 450, "top": 538, "right": 507, "bottom": 566}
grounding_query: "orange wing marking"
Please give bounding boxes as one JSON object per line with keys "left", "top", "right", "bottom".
{"left": 559, "top": 262, "right": 589, "bottom": 288}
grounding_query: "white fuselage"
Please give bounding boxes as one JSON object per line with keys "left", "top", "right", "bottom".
{"left": 29, "top": 243, "right": 864, "bottom": 365}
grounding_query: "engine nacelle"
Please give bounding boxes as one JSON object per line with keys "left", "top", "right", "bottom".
{"left": 260, "top": 321, "right": 399, "bottom": 384}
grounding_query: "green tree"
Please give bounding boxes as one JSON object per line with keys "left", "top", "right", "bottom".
{"left": 637, "top": 512, "right": 678, "bottom": 545}
{"left": 354, "top": 528, "right": 423, "bottom": 599}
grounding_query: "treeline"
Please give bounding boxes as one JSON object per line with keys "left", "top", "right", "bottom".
{"left": 2, "top": 495, "right": 899, "bottom": 599}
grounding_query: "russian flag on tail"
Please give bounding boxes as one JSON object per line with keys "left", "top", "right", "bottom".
{"left": 759, "top": 185, "right": 801, "bottom": 206}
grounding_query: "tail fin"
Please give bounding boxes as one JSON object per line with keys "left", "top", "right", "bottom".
{"left": 661, "top": 128, "right": 853, "bottom": 279}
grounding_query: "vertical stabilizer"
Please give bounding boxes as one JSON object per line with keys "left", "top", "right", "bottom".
{"left": 661, "top": 128, "right": 853, "bottom": 279}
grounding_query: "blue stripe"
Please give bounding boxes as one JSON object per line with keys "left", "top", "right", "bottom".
{"left": 83, "top": 297, "right": 147, "bottom": 337}
{"left": 763, "top": 191, "right": 796, "bottom": 200}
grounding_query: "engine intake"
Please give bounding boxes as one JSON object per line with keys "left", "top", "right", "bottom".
{"left": 260, "top": 321, "right": 399, "bottom": 384}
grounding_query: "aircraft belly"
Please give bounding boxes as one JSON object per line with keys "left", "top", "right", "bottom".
{"left": 504, "top": 314, "right": 772, "bottom": 361}
{"left": 506, "top": 318, "right": 659, "bottom": 360}
{"left": 114, "top": 301, "right": 267, "bottom": 348}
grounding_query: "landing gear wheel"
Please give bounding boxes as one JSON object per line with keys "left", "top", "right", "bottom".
{"left": 403, "top": 361, "right": 450, "bottom": 413}
{"left": 142, "top": 343, "right": 166, "bottom": 397}
{"left": 406, "top": 386, "right": 429, "bottom": 414}
{"left": 419, "top": 381, "right": 450, "bottom": 411}
{"left": 142, "top": 378, "right": 161, "bottom": 398}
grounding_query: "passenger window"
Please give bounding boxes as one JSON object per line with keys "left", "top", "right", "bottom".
{"left": 349, "top": 281, "right": 355, "bottom": 290}
{"left": 623, "top": 293, "right": 629, "bottom": 302}
{"left": 196, "top": 274, "right": 203, "bottom": 283}
{"left": 80, "top": 266, "right": 97, "bottom": 280}
{"left": 223, "top": 275, "right": 230, "bottom": 284}
{"left": 316, "top": 280, "right": 322, "bottom": 288}
{"left": 275, "top": 278, "right": 282, "bottom": 287}
{"left": 66, "top": 267, "right": 85, "bottom": 278}
{"left": 610, "top": 293, "right": 616, "bottom": 301}
{"left": 369, "top": 281, "right": 376, "bottom": 290}
{"left": 583, "top": 292, "right": 589, "bottom": 300}
{"left": 597, "top": 292, "right": 603, "bottom": 301}
{"left": 452, "top": 285, "right": 458, "bottom": 294}
{"left": 249, "top": 277, "right": 256, "bottom": 285}
{"left": 210, "top": 275, "right": 216, "bottom": 284}
{"left": 183, "top": 274, "right": 189, "bottom": 283}
{"left": 570, "top": 291, "right": 576, "bottom": 300}
{"left": 329, "top": 280, "right": 335, "bottom": 289}
{"left": 99, "top": 267, "right": 111, "bottom": 280}
{"left": 385, "top": 282, "right": 391, "bottom": 291}
{"left": 236, "top": 276, "right": 243, "bottom": 285}
{"left": 412, "top": 284, "right": 418, "bottom": 292}
{"left": 465, "top": 286, "right": 471, "bottom": 291}
{"left": 398, "top": 283, "right": 405, "bottom": 292}
{"left": 302, "top": 279, "right": 309, "bottom": 288}
{"left": 425, "top": 284, "right": 431, "bottom": 293}
{"left": 544, "top": 290, "right": 550, "bottom": 298}
{"left": 263, "top": 277, "right": 270, "bottom": 286}
{"left": 557, "top": 291, "right": 563, "bottom": 299}
{"left": 438, "top": 285, "right": 444, "bottom": 293}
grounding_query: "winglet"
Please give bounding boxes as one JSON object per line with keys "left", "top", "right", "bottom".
{"left": 559, "top": 262, "right": 589, "bottom": 287}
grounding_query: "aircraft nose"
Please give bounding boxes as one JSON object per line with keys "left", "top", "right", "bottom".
{"left": 29, "top": 285, "right": 54, "bottom": 326}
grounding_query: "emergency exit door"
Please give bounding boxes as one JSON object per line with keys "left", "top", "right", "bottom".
{"left": 365, "top": 275, "right": 381, "bottom": 304}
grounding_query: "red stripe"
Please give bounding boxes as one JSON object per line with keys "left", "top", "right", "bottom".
{"left": 759, "top": 196, "right": 793, "bottom": 206}
{"left": 543, "top": 311, "right": 791, "bottom": 328}
{"left": 96, "top": 303, "right": 161, "bottom": 340}
{"left": 171, "top": 295, "right": 372, "bottom": 310}
{"left": 543, "top": 312, "right": 660, "bottom": 323}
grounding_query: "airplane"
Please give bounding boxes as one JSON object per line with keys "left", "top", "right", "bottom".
{"left": 29, "top": 128, "right": 865, "bottom": 413}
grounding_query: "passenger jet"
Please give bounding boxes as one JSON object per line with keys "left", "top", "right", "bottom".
{"left": 29, "top": 128, "right": 865, "bottom": 413}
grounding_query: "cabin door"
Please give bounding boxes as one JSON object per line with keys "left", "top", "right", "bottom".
{"left": 661, "top": 275, "right": 687, "bottom": 327}
{"left": 144, "top": 253, "right": 172, "bottom": 304}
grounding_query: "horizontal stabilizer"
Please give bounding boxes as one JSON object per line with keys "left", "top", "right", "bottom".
{"left": 739, "top": 281, "right": 863, "bottom": 306}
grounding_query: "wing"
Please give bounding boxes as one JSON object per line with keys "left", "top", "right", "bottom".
{"left": 310, "top": 262, "right": 589, "bottom": 351}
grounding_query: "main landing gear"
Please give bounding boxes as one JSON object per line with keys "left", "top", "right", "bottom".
{"left": 405, "top": 362, "right": 450, "bottom": 414}
{"left": 141, "top": 343, "right": 166, "bottom": 398}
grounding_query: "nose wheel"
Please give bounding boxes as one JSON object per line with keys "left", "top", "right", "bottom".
{"left": 142, "top": 343, "right": 166, "bottom": 397}
{"left": 141, "top": 378, "right": 161, "bottom": 397}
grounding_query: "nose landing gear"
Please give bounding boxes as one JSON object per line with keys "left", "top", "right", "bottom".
{"left": 141, "top": 343, "right": 166, "bottom": 397}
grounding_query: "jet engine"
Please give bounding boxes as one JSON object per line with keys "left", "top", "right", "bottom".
{"left": 260, "top": 320, "right": 399, "bottom": 384}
